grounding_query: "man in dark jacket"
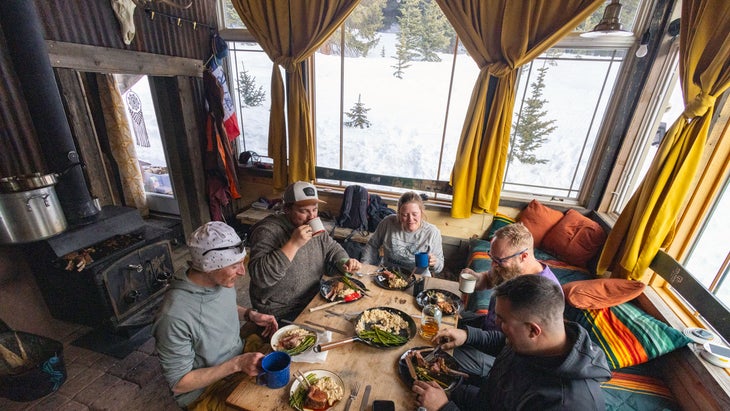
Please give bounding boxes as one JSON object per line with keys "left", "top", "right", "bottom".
{"left": 413, "top": 275, "right": 611, "bottom": 410}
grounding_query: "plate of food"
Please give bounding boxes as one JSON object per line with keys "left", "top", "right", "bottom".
{"left": 271, "top": 325, "right": 318, "bottom": 356}
{"left": 320, "top": 276, "right": 367, "bottom": 303}
{"left": 314, "top": 306, "right": 417, "bottom": 352}
{"left": 374, "top": 266, "right": 416, "bottom": 290}
{"left": 289, "top": 369, "right": 345, "bottom": 411}
{"left": 397, "top": 346, "right": 467, "bottom": 392}
{"left": 415, "top": 289, "right": 462, "bottom": 316}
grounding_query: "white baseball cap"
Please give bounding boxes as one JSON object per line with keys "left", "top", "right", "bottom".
{"left": 187, "top": 221, "right": 246, "bottom": 272}
{"left": 283, "top": 181, "right": 326, "bottom": 205}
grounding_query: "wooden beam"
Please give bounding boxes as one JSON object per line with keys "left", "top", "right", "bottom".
{"left": 46, "top": 40, "right": 203, "bottom": 77}
{"left": 55, "top": 68, "right": 117, "bottom": 206}
{"left": 148, "top": 76, "right": 208, "bottom": 238}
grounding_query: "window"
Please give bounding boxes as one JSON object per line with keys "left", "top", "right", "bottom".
{"left": 220, "top": 0, "right": 644, "bottom": 202}
{"left": 505, "top": 47, "right": 626, "bottom": 200}
{"left": 226, "top": 42, "right": 275, "bottom": 157}
{"left": 118, "top": 75, "right": 179, "bottom": 215}
{"left": 608, "top": 42, "right": 683, "bottom": 215}
{"left": 684, "top": 180, "right": 730, "bottom": 308}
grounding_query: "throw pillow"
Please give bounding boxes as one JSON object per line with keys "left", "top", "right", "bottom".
{"left": 564, "top": 302, "right": 691, "bottom": 370}
{"left": 563, "top": 279, "right": 646, "bottom": 309}
{"left": 518, "top": 199, "right": 564, "bottom": 248}
{"left": 485, "top": 213, "right": 516, "bottom": 240}
{"left": 541, "top": 209, "right": 607, "bottom": 268}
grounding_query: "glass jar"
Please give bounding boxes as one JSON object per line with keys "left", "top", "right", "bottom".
{"left": 419, "top": 295, "right": 442, "bottom": 339}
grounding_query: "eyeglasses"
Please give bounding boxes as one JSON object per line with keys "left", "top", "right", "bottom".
{"left": 202, "top": 241, "right": 245, "bottom": 256}
{"left": 488, "top": 248, "right": 527, "bottom": 266}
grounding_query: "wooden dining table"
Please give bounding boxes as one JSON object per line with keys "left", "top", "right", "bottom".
{"left": 226, "top": 266, "right": 462, "bottom": 411}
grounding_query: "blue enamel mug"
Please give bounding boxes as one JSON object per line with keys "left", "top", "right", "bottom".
{"left": 415, "top": 252, "right": 429, "bottom": 268}
{"left": 256, "top": 351, "right": 291, "bottom": 389}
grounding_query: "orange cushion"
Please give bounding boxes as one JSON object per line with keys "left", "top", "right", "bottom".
{"left": 518, "top": 199, "right": 564, "bottom": 247}
{"left": 563, "top": 278, "right": 646, "bottom": 309}
{"left": 542, "top": 209, "right": 607, "bottom": 267}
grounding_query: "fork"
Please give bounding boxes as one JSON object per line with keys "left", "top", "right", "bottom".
{"left": 343, "top": 382, "right": 360, "bottom": 411}
{"left": 295, "top": 370, "right": 310, "bottom": 389}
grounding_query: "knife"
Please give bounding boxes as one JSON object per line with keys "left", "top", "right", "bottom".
{"left": 359, "top": 384, "right": 371, "bottom": 411}
{"left": 303, "top": 320, "right": 350, "bottom": 336}
{"left": 280, "top": 319, "right": 324, "bottom": 334}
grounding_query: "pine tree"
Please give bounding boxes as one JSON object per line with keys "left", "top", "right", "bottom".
{"left": 237, "top": 66, "right": 265, "bottom": 107}
{"left": 417, "top": 0, "right": 451, "bottom": 62}
{"left": 391, "top": 0, "right": 419, "bottom": 77}
{"left": 510, "top": 63, "right": 555, "bottom": 165}
{"left": 344, "top": 0, "right": 385, "bottom": 57}
{"left": 344, "top": 94, "right": 372, "bottom": 128}
{"left": 391, "top": 31, "right": 413, "bottom": 79}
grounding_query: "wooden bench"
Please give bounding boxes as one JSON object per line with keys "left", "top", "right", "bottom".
{"left": 235, "top": 207, "right": 373, "bottom": 244}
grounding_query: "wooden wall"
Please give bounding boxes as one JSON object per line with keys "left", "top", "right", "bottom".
{"left": 0, "top": 0, "right": 216, "bottom": 336}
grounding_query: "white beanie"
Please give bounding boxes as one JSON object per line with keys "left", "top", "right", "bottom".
{"left": 187, "top": 222, "right": 246, "bottom": 272}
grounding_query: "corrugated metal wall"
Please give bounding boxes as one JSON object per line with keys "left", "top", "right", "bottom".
{"left": 0, "top": 0, "right": 216, "bottom": 177}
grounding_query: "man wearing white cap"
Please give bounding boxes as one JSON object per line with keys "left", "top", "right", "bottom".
{"left": 153, "top": 221, "right": 278, "bottom": 410}
{"left": 248, "top": 181, "right": 361, "bottom": 320}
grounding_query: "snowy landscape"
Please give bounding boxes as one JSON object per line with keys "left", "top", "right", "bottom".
{"left": 125, "top": 30, "right": 727, "bottom": 307}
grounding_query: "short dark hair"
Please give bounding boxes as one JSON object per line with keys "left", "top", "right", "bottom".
{"left": 494, "top": 275, "right": 564, "bottom": 324}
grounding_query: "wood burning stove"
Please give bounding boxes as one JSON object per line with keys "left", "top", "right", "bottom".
{"left": 25, "top": 206, "right": 174, "bottom": 332}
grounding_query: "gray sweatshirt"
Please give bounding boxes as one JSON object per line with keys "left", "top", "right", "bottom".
{"left": 152, "top": 271, "right": 243, "bottom": 407}
{"left": 248, "top": 213, "right": 349, "bottom": 320}
{"left": 361, "top": 214, "right": 444, "bottom": 273}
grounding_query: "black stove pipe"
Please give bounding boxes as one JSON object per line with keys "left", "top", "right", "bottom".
{"left": 0, "top": 0, "right": 99, "bottom": 226}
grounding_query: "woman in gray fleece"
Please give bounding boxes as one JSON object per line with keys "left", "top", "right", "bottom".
{"left": 248, "top": 181, "right": 361, "bottom": 320}
{"left": 361, "top": 191, "right": 444, "bottom": 275}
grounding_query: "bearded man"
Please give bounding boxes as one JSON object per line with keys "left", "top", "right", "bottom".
{"left": 455, "top": 222, "right": 562, "bottom": 376}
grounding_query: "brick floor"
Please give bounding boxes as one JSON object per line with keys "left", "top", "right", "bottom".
{"left": 0, "top": 266, "right": 253, "bottom": 410}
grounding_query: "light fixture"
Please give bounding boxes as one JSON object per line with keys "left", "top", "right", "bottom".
{"left": 580, "top": 0, "right": 634, "bottom": 38}
{"left": 635, "top": 29, "right": 650, "bottom": 58}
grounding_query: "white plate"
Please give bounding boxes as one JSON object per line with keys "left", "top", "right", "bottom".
{"left": 289, "top": 369, "right": 345, "bottom": 411}
{"left": 270, "top": 325, "right": 318, "bottom": 356}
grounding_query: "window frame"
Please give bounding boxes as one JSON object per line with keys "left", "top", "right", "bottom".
{"left": 219, "top": 0, "right": 657, "bottom": 207}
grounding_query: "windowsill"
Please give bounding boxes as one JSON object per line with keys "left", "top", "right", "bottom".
{"left": 638, "top": 287, "right": 730, "bottom": 407}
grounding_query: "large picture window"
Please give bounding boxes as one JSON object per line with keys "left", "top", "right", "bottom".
{"left": 220, "top": 0, "right": 641, "bottom": 202}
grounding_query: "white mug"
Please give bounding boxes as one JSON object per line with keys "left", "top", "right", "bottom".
{"left": 459, "top": 272, "right": 477, "bottom": 294}
{"left": 308, "top": 217, "right": 325, "bottom": 235}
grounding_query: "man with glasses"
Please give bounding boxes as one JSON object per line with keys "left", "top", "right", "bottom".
{"left": 248, "top": 181, "right": 361, "bottom": 321}
{"left": 456, "top": 222, "right": 561, "bottom": 376}
{"left": 153, "top": 221, "right": 278, "bottom": 410}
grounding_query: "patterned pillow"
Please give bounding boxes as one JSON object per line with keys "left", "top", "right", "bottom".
{"left": 602, "top": 369, "right": 680, "bottom": 411}
{"left": 565, "top": 302, "right": 691, "bottom": 370}
{"left": 485, "top": 213, "right": 516, "bottom": 240}
{"left": 465, "top": 239, "right": 493, "bottom": 311}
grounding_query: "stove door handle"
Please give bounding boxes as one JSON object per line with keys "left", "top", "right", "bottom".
{"left": 156, "top": 271, "right": 172, "bottom": 286}
{"left": 127, "top": 264, "right": 143, "bottom": 272}
{"left": 125, "top": 289, "right": 141, "bottom": 303}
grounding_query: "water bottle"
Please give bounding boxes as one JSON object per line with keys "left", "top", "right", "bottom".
{"left": 419, "top": 295, "right": 442, "bottom": 339}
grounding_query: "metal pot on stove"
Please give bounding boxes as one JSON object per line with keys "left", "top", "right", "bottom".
{"left": 0, "top": 172, "right": 68, "bottom": 244}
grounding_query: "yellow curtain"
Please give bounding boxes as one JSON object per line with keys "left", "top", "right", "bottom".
{"left": 96, "top": 74, "right": 149, "bottom": 217}
{"left": 231, "top": 0, "right": 360, "bottom": 189}
{"left": 435, "top": 0, "right": 603, "bottom": 217}
{"left": 598, "top": 0, "right": 730, "bottom": 280}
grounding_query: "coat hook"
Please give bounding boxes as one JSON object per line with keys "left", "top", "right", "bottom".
{"left": 177, "top": 18, "right": 182, "bottom": 26}
{"left": 193, "top": 21, "right": 197, "bottom": 30}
